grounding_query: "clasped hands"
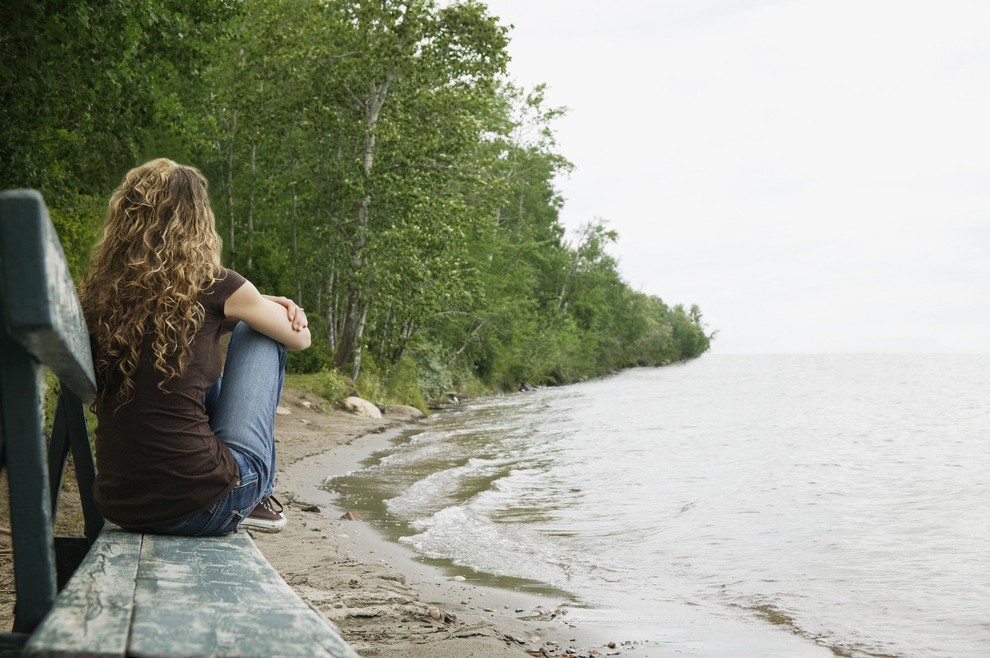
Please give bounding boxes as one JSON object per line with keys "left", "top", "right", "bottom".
{"left": 264, "top": 295, "right": 309, "bottom": 332}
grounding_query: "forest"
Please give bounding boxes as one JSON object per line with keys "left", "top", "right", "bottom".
{"left": 1, "top": 0, "right": 712, "bottom": 406}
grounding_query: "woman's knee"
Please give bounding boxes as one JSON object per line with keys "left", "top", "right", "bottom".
{"left": 228, "top": 321, "right": 287, "bottom": 365}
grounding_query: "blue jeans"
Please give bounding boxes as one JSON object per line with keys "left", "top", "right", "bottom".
{"left": 143, "top": 322, "right": 286, "bottom": 536}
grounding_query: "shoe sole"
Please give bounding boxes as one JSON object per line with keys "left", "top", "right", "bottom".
{"left": 240, "top": 519, "right": 287, "bottom": 533}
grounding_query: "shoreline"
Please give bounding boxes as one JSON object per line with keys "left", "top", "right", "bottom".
{"left": 254, "top": 388, "right": 627, "bottom": 657}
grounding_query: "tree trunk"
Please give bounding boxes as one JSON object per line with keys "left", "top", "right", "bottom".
{"left": 246, "top": 137, "right": 256, "bottom": 272}
{"left": 332, "top": 75, "right": 393, "bottom": 373}
{"left": 324, "top": 271, "right": 337, "bottom": 352}
{"left": 350, "top": 306, "right": 368, "bottom": 381}
{"left": 447, "top": 320, "right": 487, "bottom": 366}
{"left": 225, "top": 108, "right": 238, "bottom": 270}
{"left": 334, "top": 287, "right": 363, "bottom": 373}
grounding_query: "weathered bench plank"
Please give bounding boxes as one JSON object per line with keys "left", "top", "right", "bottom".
{"left": 130, "top": 532, "right": 358, "bottom": 658}
{"left": 22, "top": 528, "right": 142, "bottom": 658}
{"left": 0, "top": 190, "right": 96, "bottom": 404}
{"left": 24, "top": 527, "right": 359, "bottom": 658}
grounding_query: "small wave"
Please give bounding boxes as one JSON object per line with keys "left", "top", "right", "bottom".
{"left": 741, "top": 600, "right": 901, "bottom": 658}
{"left": 384, "top": 457, "right": 503, "bottom": 519}
{"left": 399, "top": 505, "right": 573, "bottom": 587}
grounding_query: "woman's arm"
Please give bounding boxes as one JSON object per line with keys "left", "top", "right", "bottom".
{"left": 224, "top": 281, "right": 311, "bottom": 351}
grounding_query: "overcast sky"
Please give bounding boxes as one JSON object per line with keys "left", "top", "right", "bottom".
{"left": 477, "top": 0, "right": 990, "bottom": 354}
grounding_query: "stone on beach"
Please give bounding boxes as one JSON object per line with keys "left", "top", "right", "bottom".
{"left": 387, "top": 404, "right": 427, "bottom": 421}
{"left": 343, "top": 396, "right": 382, "bottom": 418}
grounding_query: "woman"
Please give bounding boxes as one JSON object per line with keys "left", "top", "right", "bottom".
{"left": 79, "top": 158, "right": 310, "bottom": 536}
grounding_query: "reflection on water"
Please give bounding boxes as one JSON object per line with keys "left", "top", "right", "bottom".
{"left": 325, "top": 354, "right": 990, "bottom": 657}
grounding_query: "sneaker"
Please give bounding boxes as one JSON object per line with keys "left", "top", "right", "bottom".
{"left": 241, "top": 495, "right": 287, "bottom": 533}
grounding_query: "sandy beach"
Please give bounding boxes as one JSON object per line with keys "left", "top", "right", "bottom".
{"left": 250, "top": 387, "right": 623, "bottom": 658}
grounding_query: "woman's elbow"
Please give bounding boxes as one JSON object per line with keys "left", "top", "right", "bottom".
{"left": 284, "top": 328, "right": 311, "bottom": 352}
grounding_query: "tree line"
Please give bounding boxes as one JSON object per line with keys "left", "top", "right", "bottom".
{"left": 1, "top": 0, "right": 712, "bottom": 404}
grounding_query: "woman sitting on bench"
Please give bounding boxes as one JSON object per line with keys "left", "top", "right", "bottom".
{"left": 78, "top": 158, "right": 311, "bottom": 536}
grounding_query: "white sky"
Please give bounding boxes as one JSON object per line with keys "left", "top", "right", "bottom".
{"left": 479, "top": 0, "right": 990, "bottom": 353}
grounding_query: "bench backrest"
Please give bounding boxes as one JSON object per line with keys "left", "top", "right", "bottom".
{"left": 0, "top": 190, "right": 102, "bottom": 634}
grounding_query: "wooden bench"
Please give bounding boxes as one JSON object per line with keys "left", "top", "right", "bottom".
{"left": 0, "top": 190, "right": 358, "bottom": 658}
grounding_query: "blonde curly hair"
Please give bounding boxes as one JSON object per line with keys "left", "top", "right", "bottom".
{"left": 80, "top": 158, "right": 223, "bottom": 406}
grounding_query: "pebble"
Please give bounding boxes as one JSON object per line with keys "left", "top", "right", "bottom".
{"left": 452, "top": 575, "right": 466, "bottom": 581}
{"left": 428, "top": 606, "right": 441, "bottom": 620}
{"left": 275, "top": 405, "right": 290, "bottom": 415}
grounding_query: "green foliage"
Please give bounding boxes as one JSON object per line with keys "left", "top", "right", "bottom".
{"left": 353, "top": 353, "right": 389, "bottom": 407}
{"left": 0, "top": 0, "right": 238, "bottom": 271}
{"left": 286, "top": 314, "right": 336, "bottom": 374}
{"left": 6, "top": 0, "right": 714, "bottom": 412}
{"left": 284, "top": 371, "right": 354, "bottom": 407}
{"left": 384, "top": 356, "right": 429, "bottom": 413}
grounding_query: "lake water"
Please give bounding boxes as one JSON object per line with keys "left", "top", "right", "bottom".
{"left": 325, "top": 354, "right": 990, "bottom": 657}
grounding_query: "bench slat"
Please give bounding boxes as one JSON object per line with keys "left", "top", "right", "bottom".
{"left": 136, "top": 532, "right": 296, "bottom": 604}
{"left": 130, "top": 532, "right": 359, "bottom": 658}
{"left": 0, "top": 190, "right": 96, "bottom": 404}
{"left": 23, "top": 527, "right": 142, "bottom": 658}
{"left": 128, "top": 603, "right": 357, "bottom": 658}
{"left": 26, "top": 527, "right": 358, "bottom": 658}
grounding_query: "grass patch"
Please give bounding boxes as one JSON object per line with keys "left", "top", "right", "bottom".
{"left": 284, "top": 370, "right": 354, "bottom": 407}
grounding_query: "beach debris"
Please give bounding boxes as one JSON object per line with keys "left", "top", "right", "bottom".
{"left": 275, "top": 405, "right": 291, "bottom": 415}
{"left": 340, "top": 511, "right": 362, "bottom": 521}
{"left": 531, "top": 607, "right": 566, "bottom": 621}
{"left": 451, "top": 575, "right": 466, "bottom": 581}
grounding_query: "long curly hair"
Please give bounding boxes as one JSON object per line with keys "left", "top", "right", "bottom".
{"left": 79, "top": 158, "right": 223, "bottom": 406}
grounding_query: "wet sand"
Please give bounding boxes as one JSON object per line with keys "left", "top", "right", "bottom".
{"left": 253, "top": 388, "right": 625, "bottom": 658}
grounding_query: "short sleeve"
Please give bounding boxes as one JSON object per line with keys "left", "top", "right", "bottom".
{"left": 203, "top": 268, "right": 248, "bottom": 316}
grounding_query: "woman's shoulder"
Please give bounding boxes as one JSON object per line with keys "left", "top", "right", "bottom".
{"left": 216, "top": 267, "right": 247, "bottom": 284}
{"left": 207, "top": 268, "right": 248, "bottom": 299}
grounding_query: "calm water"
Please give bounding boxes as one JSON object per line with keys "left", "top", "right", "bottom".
{"left": 325, "top": 355, "right": 990, "bottom": 657}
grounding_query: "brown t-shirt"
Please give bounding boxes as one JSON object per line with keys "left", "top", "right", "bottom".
{"left": 92, "top": 268, "right": 248, "bottom": 528}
